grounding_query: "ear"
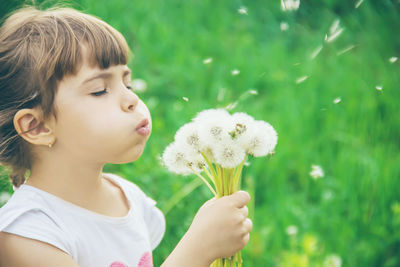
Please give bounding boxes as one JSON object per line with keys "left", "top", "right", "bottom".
{"left": 13, "top": 108, "right": 56, "bottom": 147}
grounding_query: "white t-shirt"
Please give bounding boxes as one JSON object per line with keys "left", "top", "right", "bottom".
{"left": 0, "top": 173, "right": 166, "bottom": 267}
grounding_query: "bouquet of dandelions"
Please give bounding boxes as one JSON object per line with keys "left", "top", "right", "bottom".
{"left": 162, "top": 108, "right": 277, "bottom": 267}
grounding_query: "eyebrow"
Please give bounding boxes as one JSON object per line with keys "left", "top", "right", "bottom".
{"left": 82, "top": 69, "right": 132, "bottom": 85}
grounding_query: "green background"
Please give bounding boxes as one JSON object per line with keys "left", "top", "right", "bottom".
{"left": 1, "top": 0, "right": 399, "bottom": 266}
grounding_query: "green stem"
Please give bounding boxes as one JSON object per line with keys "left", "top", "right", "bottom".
{"left": 201, "top": 152, "right": 218, "bottom": 178}
{"left": 202, "top": 165, "right": 217, "bottom": 189}
{"left": 190, "top": 168, "right": 217, "bottom": 197}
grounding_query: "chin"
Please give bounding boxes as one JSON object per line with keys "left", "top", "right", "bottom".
{"left": 118, "top": 145, "right": 146, "bottom": 164}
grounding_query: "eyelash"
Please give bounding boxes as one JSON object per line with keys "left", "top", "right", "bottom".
{"left": 91, "top": 85, "right": 133, "bottom": 97}
{"left": 91, "top": 88, "right": 108, "bottom": 96}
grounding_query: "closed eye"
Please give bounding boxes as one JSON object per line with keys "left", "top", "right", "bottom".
{"left": 126, "top": 85, "right": 133, "bottom": 90}
{"left": 91, "top": 88, "right": 108, "bottom": 96}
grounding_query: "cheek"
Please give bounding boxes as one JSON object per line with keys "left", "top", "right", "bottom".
{"left": 138, "top": 100, "right": 152, "bottom": 129}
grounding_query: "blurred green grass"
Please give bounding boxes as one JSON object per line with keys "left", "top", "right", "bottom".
{"left": 1, "top": 0, "right": 400, "bottom": 266}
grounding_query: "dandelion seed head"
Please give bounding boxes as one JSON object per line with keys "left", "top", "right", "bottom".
{"left": 175, "top": 122, "right": 202, "bottom": 151}
{"left": 199, "top": 120, "right": 231, "bottom": 147}
{"left": 185, "top": 149, "right": 206, "bottom": 173}
{"left": 213, "top": 140, "right": 246, "bottom": 168}
{"left": 193, "top": 108, "right": 230, "bottom": 123}
{"left": 310, "top": 165, "right": 324, "bottom": 179}
{"left": 286, "top": 225, "right": 298, "bottom": 236}
{"left": 131, "top": 79, "right": 147, "bottom": 93}
{"left": 281, "top": 0, "right": 300, "bottom": 11}
{"left": 280, "top": 22, "right": 289, "bottom": 31}
{"left": 240, "top": 120, "right": 278, "bottom": 157}
{"left": 231, "top": 112, "right": 255, "bottom": 140}
{"left": 162, "top": 143, "right": 191, "bottom": 175}
{"left": 323, "top": 254, "right": 342, "bottom": 267}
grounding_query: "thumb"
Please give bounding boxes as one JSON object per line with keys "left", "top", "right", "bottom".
{"left": 228, "top": 191, "right": 250, "bottom": 208}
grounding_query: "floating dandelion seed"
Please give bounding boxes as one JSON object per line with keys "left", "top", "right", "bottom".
{"left": 281, "top": 0, "right": 300, "bottom": 11}
{"left": 203, "top": 58, "right": 213, "bottom": 64}
{"left": 182, "top": 96, "right": 189, "bottom": 102}
{"left": 249, "top": 90, "right": 258, "bottom": 95}
{"left": 337, "top": 45, "right": 355, "bottom": 55}
{"left": 326, "top": 19, "right": 344, "bottom": 43}
{"left": 355, "top": 0, "right": 364, "bottom": 8}
{"left": 286, "top": 225, "right": 298, "bottom": 236}
{"left": 333, "top": 97, "right": 341, "bottom": 104}
{"left": 238, "top": 6, "right": 248, "bottom": 15}
{"left": 323, "top": 254, "right": 342, "bottom": 267}
{"left": 280, "top": 22, "right": 289, "bottom": 31}
{"left": 311, "top": 45, "right": 323, "bottom": 59}
{"left": 296, "top": 75, "right": 308, "bottom": 84}
{"left": 226, "top": 101, "right": 238, "bottom": 111}
{"left": 131, "top": 79, "right": 148, "bottom": 92}
{"left": 310, "top": 165, "right": 324, "bottom": 179}
{"left": 231, "top": 69, "right": 240, "bottom": 76}
{"left": 389, "top": 57, "right": 398, "bottom": 63}
{"left": 376, "top": 86, "right": 383, "bottom": 91}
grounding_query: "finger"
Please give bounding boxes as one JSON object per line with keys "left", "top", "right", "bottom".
{"left": 243, "top": 218, "right": 253, "bottom": 233}
{"left": 238, "top": 206, "right": 249, "bottom": 218}
{"left": 228, "top": 191, "right": 250, "bottom": 208}
{"left": 242, "top": 233, "right": 250, "bottom": 246}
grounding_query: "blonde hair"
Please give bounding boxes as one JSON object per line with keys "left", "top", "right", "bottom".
{"left": 0, "top": 6, "right": 130, "bottom": 187}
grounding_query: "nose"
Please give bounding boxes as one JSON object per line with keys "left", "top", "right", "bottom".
{"left": 121, "top": 87, "right": 139, "bottom": 112}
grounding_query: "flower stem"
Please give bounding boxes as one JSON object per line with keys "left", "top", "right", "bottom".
{"left": 190, "top": 168, "right": 217, "bottom": 197}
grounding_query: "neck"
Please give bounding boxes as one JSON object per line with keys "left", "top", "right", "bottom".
{"left": 26, "top": 150, "right": 105, "bottom": 204}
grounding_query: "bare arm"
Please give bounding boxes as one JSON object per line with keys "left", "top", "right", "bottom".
{"left": 0, "top": 232, "right": 79, "bottom": 267}
{"left": 161, "top": 191, "right": 253, "bottom": 267}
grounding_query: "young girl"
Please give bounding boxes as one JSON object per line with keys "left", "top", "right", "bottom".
{"left": 0, "top": 6, "right": 253, "bottom": 267}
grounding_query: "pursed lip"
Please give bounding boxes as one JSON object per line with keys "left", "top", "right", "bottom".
{"left": 135, "top": 118, "right": 149, "bottom": 130}
{"left": 135, "top": 118, "right": 151, "bottom": 136}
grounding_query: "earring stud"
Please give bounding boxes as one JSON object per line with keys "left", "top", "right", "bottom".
{"left": 48, "top": 143, "right": 53, "bottom": 148}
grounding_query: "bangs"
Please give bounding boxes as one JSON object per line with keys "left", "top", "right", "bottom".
{"left": 47, "top": 8, "right": 130, "bottom": 80}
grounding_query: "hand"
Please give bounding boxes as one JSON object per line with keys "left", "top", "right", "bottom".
{"left": 186, "top": 191, "right": 253, "bottom": 264}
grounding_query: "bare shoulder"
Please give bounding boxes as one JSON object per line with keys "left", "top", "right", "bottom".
{"left": 0, "top": 232, "right": 78, "bottom": 267}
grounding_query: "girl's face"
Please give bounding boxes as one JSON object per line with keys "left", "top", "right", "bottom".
{"left": 51, "top": 57, "right": 151, "bottom": 165}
